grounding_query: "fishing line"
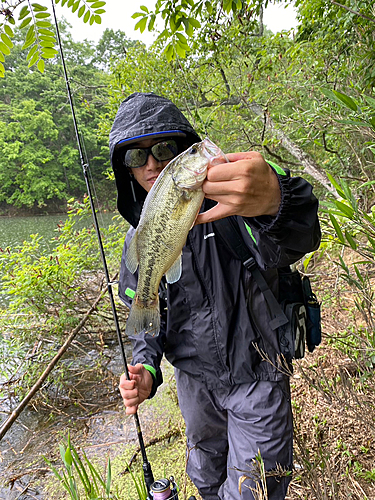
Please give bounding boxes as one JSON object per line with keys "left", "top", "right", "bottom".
{"left": 51, "top": 1, "right": 155, "bottom": 492}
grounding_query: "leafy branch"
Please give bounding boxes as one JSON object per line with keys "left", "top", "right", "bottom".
{"left": 0, "top": 0, "right": 106, "bottom": 76}
{"left": 131, "top": 0, "right": 261, "bottom": 60}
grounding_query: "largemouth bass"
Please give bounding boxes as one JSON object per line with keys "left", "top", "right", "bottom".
{"left": 125, "top": 138, "right": 228, "bottom": 336}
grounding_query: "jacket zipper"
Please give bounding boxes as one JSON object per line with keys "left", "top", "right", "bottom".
{"left": 188, "top": 232, "right": 229, "bottom": 377}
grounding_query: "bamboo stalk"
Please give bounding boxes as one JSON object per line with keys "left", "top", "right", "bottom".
{"left": 0, "top": 288, "right": 105, "bottom": 441}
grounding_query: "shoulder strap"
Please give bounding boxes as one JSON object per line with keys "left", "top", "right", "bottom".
{"left": 213, "top": 218, "right": 289, "bottom": 330}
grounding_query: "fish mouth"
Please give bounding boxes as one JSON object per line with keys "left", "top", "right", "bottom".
{"left": 202, "top": 138, "right": 229, "bottom": 165}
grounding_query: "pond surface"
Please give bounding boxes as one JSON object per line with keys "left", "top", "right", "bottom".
{"left": 0, "top": 212, "right": 115, "bottom": 252}
{"left": 0, "top": 212, "right": 117, "bottom": 308}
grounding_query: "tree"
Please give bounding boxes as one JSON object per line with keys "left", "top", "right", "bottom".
{"left": 0, "top": 22, "right": 124, "bottom": 212}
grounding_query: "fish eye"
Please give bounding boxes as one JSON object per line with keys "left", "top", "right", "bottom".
{"left": 190, "top": 147, "right": 197, "bottom": 154}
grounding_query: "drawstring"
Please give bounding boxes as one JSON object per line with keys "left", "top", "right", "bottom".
{"left": 129, "top": 173, "right": 137, "bottom": 202}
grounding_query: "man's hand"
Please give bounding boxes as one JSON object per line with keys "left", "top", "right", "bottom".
{"left": 119, "top": 363, "right": 153, "bottom": 415}
{"left": 195, "top": 152, "right": 281, "bottom": 225}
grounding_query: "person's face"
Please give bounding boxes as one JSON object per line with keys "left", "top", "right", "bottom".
{"left": 126, "top": 137, "right": 181, "bottom": 192}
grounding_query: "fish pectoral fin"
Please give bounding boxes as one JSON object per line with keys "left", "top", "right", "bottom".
{"left": 165, "top": 253, "right": 182, "bottom": 284}
{"left": 125, "top": 231, "right": 139, "bottom": 274}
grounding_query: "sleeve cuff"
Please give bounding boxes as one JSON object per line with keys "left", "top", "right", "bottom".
{"left": 143, "top": 364, "right": 160, "bottom": 399}
{"left": 245, "top": 162, "right": 291, "bottom": 233}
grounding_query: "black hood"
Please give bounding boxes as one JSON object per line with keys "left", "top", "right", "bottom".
{"left": 109, "top": 92, "right": 201, "bottom": 228}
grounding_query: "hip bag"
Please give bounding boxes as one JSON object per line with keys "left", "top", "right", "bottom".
{"left": 213, "top": 217, "right": 321, "bottom": 361}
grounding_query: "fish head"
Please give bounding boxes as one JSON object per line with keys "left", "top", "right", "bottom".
{"left": 171, "top": 138, "right": 228, "bottom": 190}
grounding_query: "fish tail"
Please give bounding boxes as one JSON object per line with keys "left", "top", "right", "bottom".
{"left": 125, "top": 297, "right": 161, "bottom": 337}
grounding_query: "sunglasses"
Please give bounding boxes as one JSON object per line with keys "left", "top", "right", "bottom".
{"left": 123, "top": 139, "right": 180, "bottom": 168}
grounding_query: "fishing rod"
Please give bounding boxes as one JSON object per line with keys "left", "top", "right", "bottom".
{"left": 50, "top": 2, "right": 157, "bottom": 495}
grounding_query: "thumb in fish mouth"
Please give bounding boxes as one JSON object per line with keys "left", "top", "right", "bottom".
{"left": 194, "top": 202, "right": 232, "bottom": 226}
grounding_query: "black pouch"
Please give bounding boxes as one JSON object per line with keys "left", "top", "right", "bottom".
{"left": 302, "top": 276, "right": 322, "bottom": 352}
{"left": 277, "top": 268, "right": 307, "bottom": 361}
{"left": 277, "top": 270, "right": 322, "bottom": 361}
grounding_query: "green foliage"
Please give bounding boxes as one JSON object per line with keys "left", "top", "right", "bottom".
{"left": 0, "top": 0, "right": 106, "bottom": 74}
{"left": 132, "top": 0, "right": 267, "bottom": 60}
{"left": 44, "top": 433, "right": 118, "bottom": 499}
{"left": 0, "top": 197, "right": 126, "bottom": 334}
{"left": 0, "top": 23, "right": 125, "bottom": 212}
{"left": 324, "top": 174, "right": 375, "bottom": 365}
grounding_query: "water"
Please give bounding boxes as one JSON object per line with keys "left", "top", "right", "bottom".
{"left": 0, "top": 212, "right": 117, "bottom": 308}
{"left": 0, "top": 212, "right": 115, "bottom": 252}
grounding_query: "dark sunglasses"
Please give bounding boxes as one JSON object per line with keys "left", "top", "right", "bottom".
{"left": 123, "top": 139, "right": 180, "bottom": 168}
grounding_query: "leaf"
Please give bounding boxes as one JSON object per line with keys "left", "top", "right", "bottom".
{"left": 353, "top": 264, "right": 364, "bottom": 283}
{"left": 4, "top": 25, "right": 14, "bottom": 38}
{"left": 164, "top": 42, "right": 174, "bottom": 61}
{"left": 39, "top": 34, "right": 56, "bottom": 42}
{"left": 94, "top": 14, "right": 101, "bottom": 24}
{"left": 1, "top": 33, "right": 13, "bottom": 49}
{"left": 364, "top": 95, "right": 375, "bottom": 110}
{"left": 106, "top": 458, "right": 112, "bottom": 495}
{"left": 41, "top": 49, "right": 58, "bottom": 58}
{"left": 0, "top": 42, "right": 10, "bottom": 56}
{"left": 0, "top": 52, "right": 4, "bottom": 62}
{"left": 19, "top": 17, "right": 32, "bottom": 29}
{"left": 78, "top": 5, "right": 85, "bottom": 17}
{"left": 35, "top": 12, "right": 51, "bottom": 18}
{"left": 36, "top": 21, "right": 52, "bottom": 28}
{"left": 22, "top": 37, "right": 36, "bottom": 50}
{"left": 345, "top": 230, "right": 357, "bottom": 250}
{"left": 329, "top": 214, "right": 345, "bottom": 244}
{"left": 32, "top": 3, "right": 48, "bottom": 11}
{"left": 28, "top": 51, "right": 39, "bottom": 68}
{"left": 334, "top": 200, "right": 354, "bottom": 219}
{"left": 72, "top": 1, "right": 80, "bottom": 13}
{"left": 91, "top": 1, "right": 106, "bottom": 7}
{"left": 176, "top": 32, "right": 188, "bottom": 44}
{"left": 326, "top": 172, "right": 346, "bottom": 199}
{"left": 140, "top": 5, "right": 149, "bottom": 12}
{"left": 26, "top": 44, "right": 38, "bottom": 60}
{"left": 83, "top": 10, "right": 90, "bottom": 22}
{"left": 135, "top": 17, "right": 147, "bottom": 33}
{"left": 188, "top": 17, "right": 201, "bottom": 28}
{"left": 358, "top": 180, "right": 375, "bottom": 189}
{"left": 18, "top": 6, "right": 30, "bottom": 20}
{"left": 64, "top": 446, "right": 73, "bottom": 468}
{"left": 175, "top": 42, "right": 186, "bottom": 58}
{"left": 40, "top": 40, "right": 55, "bottom": 48}
{"left": 321, "top": 87, "right": 351, "bottom": 109}
{"left": 37, "top": 59, "right": 45, "bottom": 73}
{"left": 336, "top": 119, "right": 370, "bottom": 127}
{"left": 332, "top": 90, "right": 358, "bottom": 111}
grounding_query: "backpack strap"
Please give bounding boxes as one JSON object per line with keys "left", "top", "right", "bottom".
{"left": 213, "top": 218, "right": 289, "bottom": 330}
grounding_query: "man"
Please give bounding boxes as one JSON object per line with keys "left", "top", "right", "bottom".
{"left": 110, "top": 92, "right": 321, "bottom": 499}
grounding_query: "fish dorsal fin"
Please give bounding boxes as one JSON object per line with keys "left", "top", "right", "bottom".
{"left": 165, "top": 253, "right": 182, "bottom": 284}
{"left": 126, "top": 231, "right": 139, "bottom": 274}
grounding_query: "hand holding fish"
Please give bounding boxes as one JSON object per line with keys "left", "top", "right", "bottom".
{"left": 119, "top": 364, "right": 153, "bottom": 415}
{"left": 195, "top": 152, "right": 281, "bottom": 225}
